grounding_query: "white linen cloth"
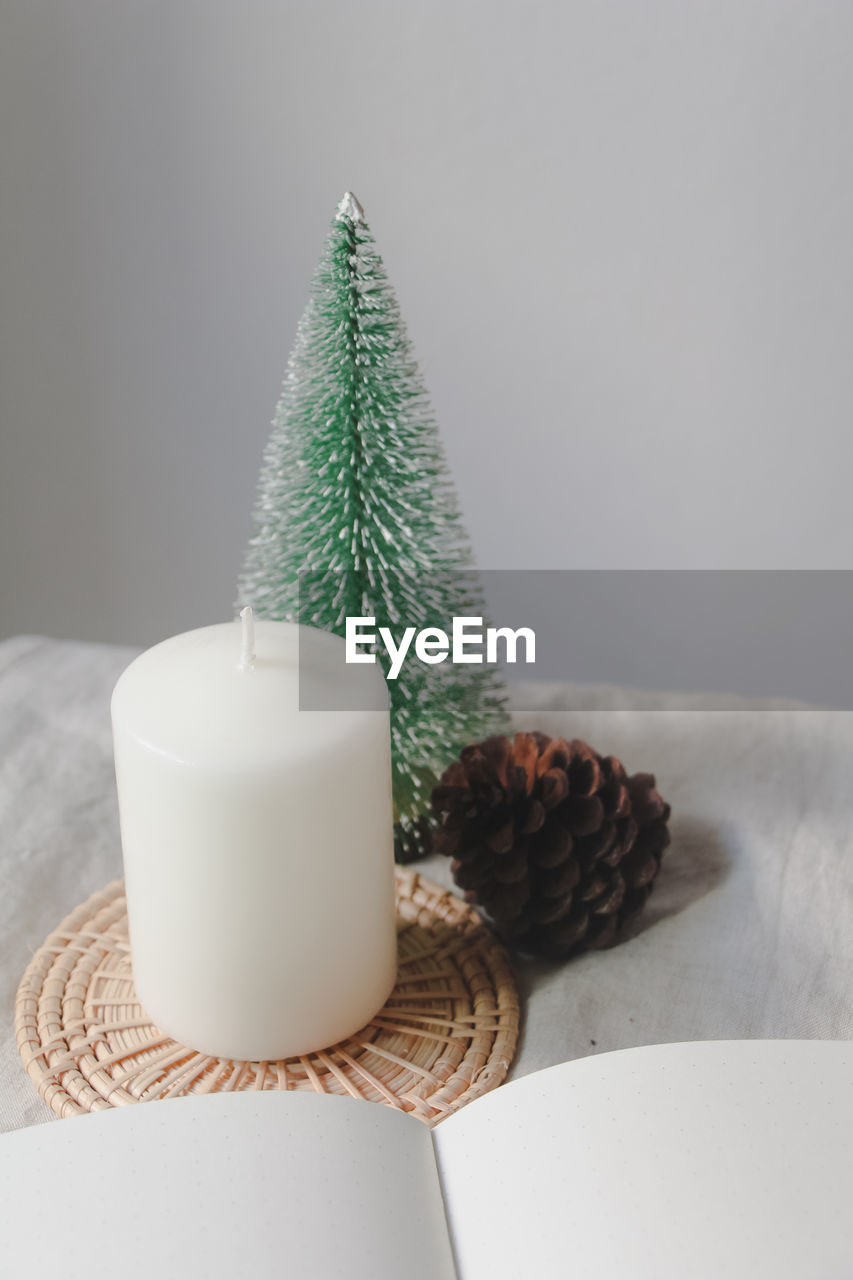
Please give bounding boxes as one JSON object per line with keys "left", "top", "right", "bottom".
{"left": 1, "top": 635, "right": 851, "bottom": 1133}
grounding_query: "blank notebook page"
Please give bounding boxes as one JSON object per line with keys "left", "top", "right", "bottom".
{"left": 432, "top": 1039, "right": 853, "bottom": 1280}
{"left": 0, "top": 1089, "right": 456, "bottom": 1280}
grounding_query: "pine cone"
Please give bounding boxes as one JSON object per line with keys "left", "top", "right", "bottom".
{"left": 431, "top": 732, "right": 671, "bottom": 960}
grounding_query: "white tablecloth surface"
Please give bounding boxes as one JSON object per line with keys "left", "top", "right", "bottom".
{"left": 2, "top": 634, "right": 851, "bottom": 1133}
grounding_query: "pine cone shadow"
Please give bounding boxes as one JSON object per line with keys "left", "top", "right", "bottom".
{"left": 617, "top": 814, "right": 730, "bottom": 943}
{"left": 511, "top": 814, "right": 730, "bottom": 986}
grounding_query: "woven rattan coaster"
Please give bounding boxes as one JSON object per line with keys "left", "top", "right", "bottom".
{"left": 15, "top": 868, "right": 519, "bottom": 1126}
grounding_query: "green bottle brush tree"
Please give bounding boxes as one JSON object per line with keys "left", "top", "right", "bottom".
{"left": 238, "top": 193, "right": 509, "bottom": 860}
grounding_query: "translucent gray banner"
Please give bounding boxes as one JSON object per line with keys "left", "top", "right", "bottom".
{"left": 297, "top": 570, "right": 853, "bottom": 711}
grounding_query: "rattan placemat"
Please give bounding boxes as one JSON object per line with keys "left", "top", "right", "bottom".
{"left": 15, "top": 868, "right": 519, "bottom": 1126}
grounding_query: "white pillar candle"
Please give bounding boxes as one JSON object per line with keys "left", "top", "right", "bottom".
{"left": 111, "top": 614, "right": 397, "bottom": 1061}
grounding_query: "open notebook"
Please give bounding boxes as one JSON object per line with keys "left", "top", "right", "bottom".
{"left": 2, "top": 1040, "right": 851, "bottom": 1278}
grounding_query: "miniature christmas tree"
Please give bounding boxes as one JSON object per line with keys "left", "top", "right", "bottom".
{"left": 237, "top": 192, "right": 509, "bottom": 856}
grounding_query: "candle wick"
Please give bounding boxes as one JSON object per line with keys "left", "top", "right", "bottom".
{"left": 239, "top": 606, "right": 256, "bottom": 671}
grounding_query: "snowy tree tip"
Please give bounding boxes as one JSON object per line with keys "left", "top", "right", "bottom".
{"left": 336, "top": 191, "right": 365, "bottom": 223}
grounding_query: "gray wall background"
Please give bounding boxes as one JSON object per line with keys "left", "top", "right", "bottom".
{"left": 2, "top": 3, "right": 852, "bottom": 701}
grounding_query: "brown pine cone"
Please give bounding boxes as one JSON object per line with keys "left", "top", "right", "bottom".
{"left": 431, "top": 732, "right": 671, "bottom": 960}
